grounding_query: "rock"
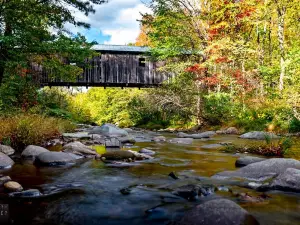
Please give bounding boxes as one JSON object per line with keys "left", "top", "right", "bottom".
{"left": 123, "top": 128, "right": 134, "bottom": 132}
{"left": 240, "top": 131, "right": 279, "bottom": 140}
{"left": 46, "top": 139, "right": 63, "bottom": 146}
{"left": 175, "top": 199, "right": 259, "bottom": 225}
{"left": 21, "top": 145, "right": 49, "bottom": 159}
{"left": 0, "top": 152, "right": 14, "bottom": 169}
{"left": 4, "top": 181, "right": 23, "bottom": 192}
{"left": 62, "top": 141, "right": 97, "bottom": 156}
{"left": 88, "top": 124, "right": 128, "bottom": 137}
{"left": 169, "top": 172, "right": 179, "bottom": 180}
{"left": 168, "top": 138, "right": 193, "bottom": 145}
{"left": 0, "top": 145, "right": 15, "bottom": 156}
{"left": 172, "top": 184, "right": 214, "bottom": 201}
{"left": 35, "top": 152, "right": 78, "bottom": 166}
{"left": 235, "top": 156, "right": 266, "bottom": 167}
{"left": 127, "top": 150, "right": 153, "bottom": 160}
{"left": 62, "top": 132, "right": 92, "bottom": 139}
{"left": 105, "top": 137, "right": 121, "bottom": 148}
{"left": 191, "top": 131, "right": 216, "bottom": 139}
{"left": 152, "top": 136, "right": 166, "bottom": 142}
{"left": 201, "top": 144, "right": 224, "bottom": 149}
{"left": 139, "top": 148, "right": 156, "bottom": 156}
{"left": 213, "top": 158, "right": 300, "bottom": 181}
{"left": 101, "top": 151, "right": 135, "bottom": 161}
{"left": 177, "top": 132, "right": 190, "bottom": 138}
{"left": 118, "top": 136, "right": 136, "bottom": 144}
{"left": 267, "top": 168, "right": 300, "bottom": 192}
{"left": 9, "top": 189, "right": 42, "bottom": 198}
{"left": 120, "top": 188, "right": 131, "bottom": 195}
{"left": 0, "top": 176, "right": 11, "bottom": 185}
{"left": 225, "top": 127, "right": 239, "bottom": 134}
{"left": 217, "top": 127, "right": 239, "bottom": 135}
{"left": 178, "top": 131, "right": 215, "bottom": 139}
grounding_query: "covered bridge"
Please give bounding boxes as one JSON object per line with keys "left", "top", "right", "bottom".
{"left": 38, "top": 45, "right": 170, "bottom": 88}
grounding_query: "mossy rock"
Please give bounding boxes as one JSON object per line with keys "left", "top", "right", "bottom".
{"left": 101, "top": 151, "right": 135, "bottom": 160}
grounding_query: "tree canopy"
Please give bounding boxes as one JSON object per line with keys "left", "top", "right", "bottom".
{"left": 0, "top": 0, "right": 106, "bottom": 85}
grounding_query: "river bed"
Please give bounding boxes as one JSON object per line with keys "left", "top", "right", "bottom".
{"left": 1, "top": 133, "right": 300, "bottom": 225}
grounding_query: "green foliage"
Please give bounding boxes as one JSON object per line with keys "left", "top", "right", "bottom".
{"left": 0, "top": 114, "right": 75, "bottom": 150}
{"left": 289, "top": 117, "right": 300, "bottom": 133}
{"left": 203, "top": 92, "right": 233, "bottom": 125}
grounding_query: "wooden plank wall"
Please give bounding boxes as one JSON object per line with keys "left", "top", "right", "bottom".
{"left": 38, "top": 52, "right": 169, "bottom": 86}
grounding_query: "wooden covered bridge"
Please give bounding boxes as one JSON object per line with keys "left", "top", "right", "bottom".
{"left": 38, "top": 45, "right": 170, "bottom": 88}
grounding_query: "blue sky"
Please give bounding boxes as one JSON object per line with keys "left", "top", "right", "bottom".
{"left": 67, "top": 0, "right": 152, "bottom": 45}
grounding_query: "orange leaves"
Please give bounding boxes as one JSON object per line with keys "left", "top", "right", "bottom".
{"left": 215, "top": 56, "right": 232, "bottom": 64}
{"left": 236, "top": 7, "right": 256, "bottom": 20}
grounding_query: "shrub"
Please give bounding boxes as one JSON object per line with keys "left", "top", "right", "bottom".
{"left": 289, "top": 117, "right": 300, "bottom": 133}
{"left": 203, "top": 92, "right": 233, "bottom": 125}
{"left": 0, "top": 114, "right": 75, "bottom": 150}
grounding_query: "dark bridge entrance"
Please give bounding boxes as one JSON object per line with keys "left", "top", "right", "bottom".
{"left": 39, "top": 45, "right": 169, "bottom": 88}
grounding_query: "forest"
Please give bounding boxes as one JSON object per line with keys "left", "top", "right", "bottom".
{"left": 0, "top": 1, "right": 300, "bottom": 225}
{"left": 0, "top": 0, "right": 299, "bottom": 146}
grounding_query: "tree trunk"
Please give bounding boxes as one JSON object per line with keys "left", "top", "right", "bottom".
{"left": 277, "top": 6, "right": 286, "bottom": 92}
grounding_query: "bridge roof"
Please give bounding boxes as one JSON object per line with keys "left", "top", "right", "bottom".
{"left": 92, "top": 44, "right": 150, "bottom": 54}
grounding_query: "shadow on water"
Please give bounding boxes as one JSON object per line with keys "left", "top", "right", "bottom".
{"left": 0, "top": 134, "right": 300, "bottom": 225}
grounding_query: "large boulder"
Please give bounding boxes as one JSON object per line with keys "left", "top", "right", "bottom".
{"left": 191, "top": 131, "right": 216, "bottom": 139}
{"left": 35, "top": 152, "right": 78, "bottom": 166}
{"left": 175, "top": 198, "right": 259, "bottom": 225}
{"left": 0, "top": 152, "right": 14, "bottom": 169}
{"left": 169, "top": 138, "right": 193, "bottom": 145}
{"left": 240, "top": 131, "right": 279, "bottom": 140}
{"left": 267, "top": 168, "right": 300, "bottom": 192}
{"left": 88, "top": 124, "right": 128, "bottom": 137}
{"left": 21, "top": 145, "right": 49, "bottom": 159}
{"left": 178, "top": 131, "right": 216, "bottom": 139}
{"left": 0, "top": 145, "right": 15, "bottom": 156}
{"left": 213, "top": 158, "right": 300, "bottom": 181}
{"left": 101, "top": 151, "right": 135, "bottom": 161}
{"left": 62, "top": 141, "right": 97, "bottom": 156}
{"left": 235, "top": 156, "right": 266, "bottom": 167}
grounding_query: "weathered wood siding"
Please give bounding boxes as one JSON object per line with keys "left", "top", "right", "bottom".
{"left": 39, "top": 52, "right": 165, "bottom": 87}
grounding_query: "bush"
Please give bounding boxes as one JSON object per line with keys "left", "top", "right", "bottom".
{"left": 0, "top": 114, "right": 75, "bottom": 150}
{"left": 289, "top": 117, "right": 300, "bottom": 133}
{"left": 203, "top": 92, "right": 233, "bottom": 125}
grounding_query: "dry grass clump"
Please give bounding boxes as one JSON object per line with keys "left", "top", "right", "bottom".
{"left": 0, "top": 114, "right": 75, "bottom": 150}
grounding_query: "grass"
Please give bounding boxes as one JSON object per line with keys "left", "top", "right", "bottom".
{"left": 224, "top": 137, "right": 293, "bottom": 157}
{"left": 0, "top": 113, "right": 76, "bottom": 150}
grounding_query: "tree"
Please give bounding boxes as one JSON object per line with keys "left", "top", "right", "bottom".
{"left": 0, "top": 0, "right": 106, "bottom": 85}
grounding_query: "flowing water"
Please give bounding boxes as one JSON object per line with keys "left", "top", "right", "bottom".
{"left": 1, "top": 133, "right": 300, "bottom": 225}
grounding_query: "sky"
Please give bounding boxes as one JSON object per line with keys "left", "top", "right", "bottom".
{"left": 66, "top": 0, "right": 152, "bottom": 45}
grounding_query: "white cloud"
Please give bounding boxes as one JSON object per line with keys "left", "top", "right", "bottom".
{"left": 102, "top": 3, "right": 151, "bottom": 44}
{"left": 67, "top": 0, "right": 152, "bottom": 45}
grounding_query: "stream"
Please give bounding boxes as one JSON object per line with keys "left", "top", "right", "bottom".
{"left": 1, "top": 132, "right": 300, "bottom": 225}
